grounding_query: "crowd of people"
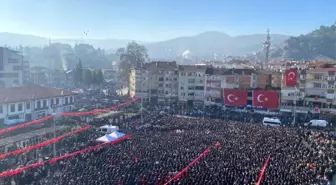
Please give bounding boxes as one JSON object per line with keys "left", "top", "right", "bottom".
{"left": 0, "top": 88, "right": 335, "bottom": 185}
{"left": 0, "top": 110, "right": 334, "bottom": 185}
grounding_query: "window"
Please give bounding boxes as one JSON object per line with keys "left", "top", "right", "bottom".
{"left": 26, "top": 102, "right": 30, "bottom": 109}
{"left": 43, "top": 100, "right": 47, "bottom": 107}
{"left": 65, "top": 97, "right": 69, "bottom": 104}
{"left": 70, "top": 97, "right": 73, "bottom": 103}
{"left": 50, "top": 99, "right": 54, "bottom": 106}
{"left": 0, "top": 105, "right": 3, "bottom": 113}
{"left": 13, "top": 66, "right": 21, "bottom": 70}
{"left": 37, "top": 101, "right": 42, "bottom": 109}
{"left": 10, "top": 104, "right": 15, "bottom": 112}
{"left": 18, "top": 103, "right": 23, "bottom": 111}
{"left": 56, "top": 98, "right": 59, "bottom": 105}
{"left": 0, "top": 73, "right": 19, "bottom": 78}
{"left": 8, "top": 58, "right": 19, "bottom": 63}
{"left": 313, "top": 83, "right": 322, "bottom": 88}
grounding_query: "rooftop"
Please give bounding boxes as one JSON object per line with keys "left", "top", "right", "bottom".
{"left": 144, "top": 61, "right": 178, "bottom": 71}
{"left": 179, "top": 65, "right": 208, "bottom": 72}
{"left": 0, "top": 86, "right": 76, "bottom": 104}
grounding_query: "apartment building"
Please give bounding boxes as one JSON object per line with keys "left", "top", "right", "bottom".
{"left": 30, "top": 68, "right": 75, "bottom": 89}
{"left": 0, "top": 86, "right": 76, "bottom": 125}
{"left": 0, "top": 47, "right": 24, "bottom": 88}
{"left": 22, "top": 60, "right": 30, "bottom": 84}
{"left": 178, "top": 65, "right": 207, "bottom": 106}
{"left": 204, "top": 68, "right": 278, "bottom": 106}
{"left": 280, "top": 67, "right": 336, "bottom": 115}
{"left": 129, "top": 61, "right": 179, "bottom": 105}
{"left": 204, "top": 68, "right": 236, "bottom": 106}
{"left": 148, "top": 62, "right": 179, "bottom": 105}
{"left": 129, "top": 67, "right": 149, "bottom": 100}
{"left": 30, "top": 67, "right": 48, "bottom": 85}
{"left": 305, "top": 68, "right": 336, "bottom": 112}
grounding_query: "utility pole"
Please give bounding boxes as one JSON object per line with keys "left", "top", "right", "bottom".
{"left": 52, "top": 105, "right": 57, "bottom": 157}
{"left": 141, "top": 95, "right": 143, "bottom": 124}
{"left": 292, "top": 86, "right": 297, "bottom": 126}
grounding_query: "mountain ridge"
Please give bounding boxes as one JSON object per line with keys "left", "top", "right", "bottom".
{"left": 0, "top": 31, "right": 290, "bottom": 57}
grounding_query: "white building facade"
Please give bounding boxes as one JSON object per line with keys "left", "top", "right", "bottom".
{"left": 0, "top": 86, "right": 76, "bottom": 125}
{"left": 178, "top": 65, "right": 207, "bottom": 106}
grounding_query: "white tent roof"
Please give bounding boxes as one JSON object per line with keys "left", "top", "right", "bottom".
{"left": 96, "top": 131, "right": 125, "bottom": 143}
{"left": 110, "top": 131, "right": 125, "bottom": 138}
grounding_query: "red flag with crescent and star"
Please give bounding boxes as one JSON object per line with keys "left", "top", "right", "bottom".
{"left": 252, "top": 90, "right": 279, "bottom": 109}
{"left": 285, "top": 69, "right": 297, "bottom": 86}
{"left": 223, "top": 89, "right": 247, "bottom": 106}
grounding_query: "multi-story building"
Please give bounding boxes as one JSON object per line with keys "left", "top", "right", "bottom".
{"left": 22, "top": 60, "right": 30, "bottom": 84}
{"left": 30, "top": 67, "right": 48, "bottom": 85}
{"left": 0, "top": 47, "right": 24, "bottom": 88}
{"left": 305, "top": 68, "right": 336, "bottom": 112}
{"left": 46, "top": 69, "right": 66, "bottom": 88}
{"left": 129, "top": 67, "right": 149, "bottom": 100}
{"left": 130, "top": 61, "right": 179, "bottom": 105}
{"left": 0, "top": 86, "right": 76, "bottom": 125}
{"left": 178, "top": 65, "right": 207, "bottom": 107}
{"left": 204, "top": 68, "right": 279, "bottom": 106}
{"left": 102, "top": 68, "right": 118, "bottom": 80}
{"left": 147, "top": 62, "right": 179, "bottom": 105}
{"left": 280, "top": 67, "right": 336, "bottom": 115}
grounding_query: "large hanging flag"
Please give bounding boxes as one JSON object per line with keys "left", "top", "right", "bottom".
{"left": 223, "top": 89, "right": 248, "bottom": 106}
{"left": 252, "top": 90, "right": 279, "bottom": 109}
{"left": 284, "top": 69, "right": 297, "bottom": 86}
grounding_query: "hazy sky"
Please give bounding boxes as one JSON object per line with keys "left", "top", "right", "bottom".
{"left": 0, "top": 0, "right": 335, "bottom": 41}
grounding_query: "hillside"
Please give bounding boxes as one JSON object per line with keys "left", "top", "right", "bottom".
{"left": 269, "top": 24, "right": 336, "bottom": 60}
{"left": 0, "top": 31, "right": 289, "bottom": 59}
{"left": 145, "top": 32, "right": 289, "bottom": 58}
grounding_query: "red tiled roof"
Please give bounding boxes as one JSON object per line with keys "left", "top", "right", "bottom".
{"left": 0, "top": 86, "right": 76, "bottom": 104}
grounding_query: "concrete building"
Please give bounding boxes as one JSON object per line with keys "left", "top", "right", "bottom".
{"left": 102, "top": 68, "right": 117, "bottom": 80}
{"left": 30, "top": 67, "right": 48, "bottom": 85}
{"left": 147, "top": 61, "right": 179, "bottom": 105}
{"left": 305, "top": 68, "right": 336, "bottom": 113}
{"left": 22, "top": 60, "right": 30, "bottom": 84}
{"left": 178, "top": 65, "right": 207, "bottom": 107}
{"left": 0, "top": 47, "right": 24, "bottom": 88}
{"left": 129, "top": 61, "right": 179, "bottom": 105}
{"left": 280, "top": 67, "right": 336, "bottom": 115}
{"left": 129, "top": 67, "right": 149, "bottom": 100}
{"left": 0, "top": 86, "right": 76, "bottom": 125}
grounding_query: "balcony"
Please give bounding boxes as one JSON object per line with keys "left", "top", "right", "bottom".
{"left": 280, "top": 105, "right": 310, "bottom": 111}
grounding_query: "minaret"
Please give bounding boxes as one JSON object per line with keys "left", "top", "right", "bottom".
{"left": 263, "top": 29, "right": 271, "bottom": 70}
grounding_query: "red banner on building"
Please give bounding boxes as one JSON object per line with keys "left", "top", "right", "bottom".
{"left": 284, "top": 69, "right": 297, "bottom": 86}
{"left": 252, "top": 90, "right": 279, "bottom": 109}
{"left": 223, "top": 89, "right": 247, "bottom": 106}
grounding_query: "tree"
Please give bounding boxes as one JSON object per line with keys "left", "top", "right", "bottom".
{"left": 83, "top": 69, "right": 93, "bottom": 87}
{"left": 74, "top": 59, "right": 83, "bottom": 86}
{"left": 116, "top": 41, "right": 149, "bottom": 83}
{"left": 92, "top": 69, "right": 104, "bottom": 85}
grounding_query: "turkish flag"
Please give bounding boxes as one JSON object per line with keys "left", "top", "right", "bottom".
{"left": 223, "top": 89, "right": 247, "bottom": 106}
{"left": 285, "top": 69, "right": 297, "bottom": 86}
{"left": 252, "top": 90, "right": 279, "bottom": 109}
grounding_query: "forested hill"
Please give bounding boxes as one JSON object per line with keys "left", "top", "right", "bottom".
{"left": 270, "top": 24, "right": 336, "bottom": 60}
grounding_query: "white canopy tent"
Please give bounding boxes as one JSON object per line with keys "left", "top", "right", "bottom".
{"left": 95, "top": 131, "right": 125, "bottom": 143}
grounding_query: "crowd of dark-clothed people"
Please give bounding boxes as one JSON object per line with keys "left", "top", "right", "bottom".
{"left": 0, "top": 108, "right": 334, "bottom": 185}
{"left": 0, "top": 90, "right": 336, "bottom": 185}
